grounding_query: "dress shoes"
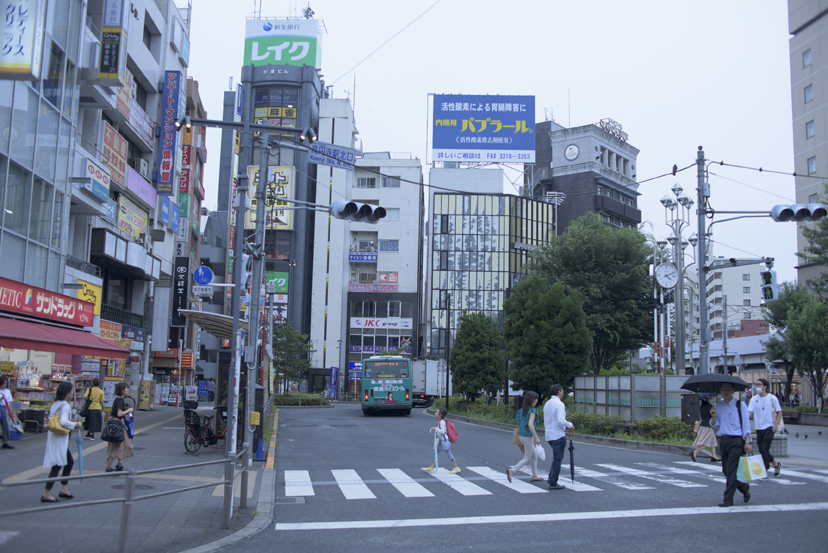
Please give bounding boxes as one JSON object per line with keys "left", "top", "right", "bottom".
{"left": 718, "top": 501, "right": 733, "bottom": 508}
{"left": 743, "top": 489, "right": 751, "bottom": 503}
{"left": 2, "top": 444, "right": 14, "bottom": 449}
{"left": 548, "top": 483, "right": 566, "bottom": 490}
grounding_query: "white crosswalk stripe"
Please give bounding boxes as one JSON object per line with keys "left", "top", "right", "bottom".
{"left": 517, "top": 466, "right": 603, "bottom": 491}
{"left": 674, "top": 461, "right": 805, "bottom": 486}
{"left": 332, "top": 469, "right": 375, "bottom": 499}
{"left": 426, "top": 467, "right": 492, "bottom": 496}
{"left": 596, "top": 463, "right": 706, "bottom": 488}
{"left": 638, "top": 462, "right": 726, "bottom": 484}
{"left": 570, "top": 466, "right": 655, "bottom": 490}
{"left": 377, "top": 468, "right": 434, "bottom": 498}
{"left": 468, "top": 466, "right": 547, "bottom": 494}
{"left": 284, "top": 470, "right": 314, "bottom": 497}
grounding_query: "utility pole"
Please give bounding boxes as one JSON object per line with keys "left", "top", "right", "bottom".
{"left": 445, "top": 294, "right": 451, "bottom": 412}
{"left": 695, "top": 147, "right": 710, "bottom": 374}
{"left": 722, "top": 294, "right": 728, "bottom": 370}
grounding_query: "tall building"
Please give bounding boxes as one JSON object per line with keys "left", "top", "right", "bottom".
{"left": 704, "top": 257, "right": 767, "bottom": 339}
{"left": 789, "top": 0, "right": 828, "bottom": 285}
{"left": 529, "top": 119, "right": 642, "bottom": 233}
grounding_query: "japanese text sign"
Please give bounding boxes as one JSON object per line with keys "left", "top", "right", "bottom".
{"left": 246, "top": 166, "right": 294, "bottom": 230}
{"left": 0, "top": 276, "right": 94, "bottom": 326}
{"left": 157, "top": 71, "right": 182, "bottom": 195}
{"left": 432, "top": 94, "right": 535, "bottom": 163}
{"left": 0, "top": 0, "right": 47, "bottom": 80}
{"left": 161, "top": 196, "right": 170, "bottom": 225}
{"left": 348, "top": 284, "right": 397, "bottom": 293}
{"left": 172, "top": 257, "right": 190, "bottom": 327}
{"left": 308, "top": 141, "right": 356, "bottom": 171}
{"left": 265, "top": 271, "right": 289, "bottom": 293}
{"left": 117, "top": 195, "right": 148, "bottom": 240}
{"left": 102, "top": 122, "right": 127, "bottom": 189}
{"left": 85, "top": 158, "right": 111, "bottom": 202}
{"left": 171, "top": 203, "right": 179, "bottom": 231}
{"left": 244, "top": 19, "right": 320, "bottom": 68}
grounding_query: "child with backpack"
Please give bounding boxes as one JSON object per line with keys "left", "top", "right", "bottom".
{"left": 424, "top": 408, "right": 460, "bottom": 474}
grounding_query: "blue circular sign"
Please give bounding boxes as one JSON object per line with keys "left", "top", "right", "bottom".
{"left": 193, "top": 266, "right": 214, "bottom": 285}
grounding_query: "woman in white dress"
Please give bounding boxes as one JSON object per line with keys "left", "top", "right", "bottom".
{"left": 42, "top": 381, "right": 78, "bottom": 502}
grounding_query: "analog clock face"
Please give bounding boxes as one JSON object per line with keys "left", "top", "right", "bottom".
{"left": 655, "top": 263, "right": 679, "bottom": 288}
{"left": 564, "top": 144, "right": 579, "bottom": 161}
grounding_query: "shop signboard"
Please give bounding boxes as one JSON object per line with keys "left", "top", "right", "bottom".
{"left": 77, "top": 280, "right": 102, "bottom": 316}
{"left": 126, "top": 166, "right": 157, "bottom": 209}
{"left": 161, "top": 196, "right": 170, "bottom": 225}
{"left": 243, "top": 18, "right": 321, "bottom": 68}
{"left": 84, "top": 158, "right": 111, "bottom": 202}
{"left": 99, "top": 320, "right": 121, "bottom": 344}
{"left": 129, "top": 101, "right": 154, "bottom": 146}
{"left": 178, "top": 192, "right": 189, "bottom": 214}
{"left": 246, "top": 166, "right": 294, "bottom": 230}
{"left": 379, "top": 240, "right": 399, "bottom": 251}
{"left": 350, "top": 318, "right": 413, "bottom": 330}
{"left": 0, "top": 276, "right": 94, "bottom": 326}
{"left": 348, "top": 252, "right": 377, "bottom": 263}
{"left": 180, "top": 167, "right": 191, "bottom": 193}
{"left": 121, "top": 324, "right": 145, "bottom": 350}
{"left": 265, "top": 271, "right": 288, "bottom": 293}
{"left": 171, "top": 203, "right": 179, "bottom": 231}
{"left": 378, "top": 272, "right": 398, "bottom": 284}
{"left": 115, "top": 67, "right": 133, "bottom": 117}
{"left": 117, "top": 195, "right": 148, "bottom": 240}
{"left": 157, "top": 71, "right": 182, "bottom": 195}
{"left": 172, "top": 257, "right": 190, "bottom": 327}
{"left": 176, "top": 218, "right": 188, "bottom": 241}
{"left": 0, "top": 0, "right": 47, "bottom": 81}
{"left": 432, "top": 94, "right": 536, "bottom": 163}
{"left": 99, "top": 0, "right": 128, "bottom": 86}
{"left": 347, "top": 284, "right": 397, "bottom": 293}
{"left": 102, "top": 122, "right": 128, "bottom": 189}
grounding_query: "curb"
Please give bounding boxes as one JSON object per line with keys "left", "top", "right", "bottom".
{"left": 179, "top": 409, "right": 280, "bottom": 553}
{"left": 273, "top": 404, "right": 333, "bottom": 409}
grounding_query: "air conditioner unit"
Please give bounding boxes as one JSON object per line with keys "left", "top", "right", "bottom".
{"left": 138, "top": 159, "right": 149, "bottom": 179}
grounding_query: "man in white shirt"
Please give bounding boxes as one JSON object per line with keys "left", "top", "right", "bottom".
{"left": 543, "top": 384, "right": 574, "bottom": 490}
{"left": 748, "top": 378, "right": 782, "bottom": 476}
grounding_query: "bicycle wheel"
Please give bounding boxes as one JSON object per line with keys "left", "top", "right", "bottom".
{"left": 184, "top": 429, "right": 201, "bottom": 453}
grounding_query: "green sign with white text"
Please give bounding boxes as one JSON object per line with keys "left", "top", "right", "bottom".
{"left": 266, "top": 271, "right": 289, "bottom": 293}
{"left": 243, "top": 19, "right": 321, "bottom": 68}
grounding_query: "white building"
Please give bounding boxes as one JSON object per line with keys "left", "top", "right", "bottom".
{"left": 704, "top": 256, "right": 767, "bottom": 339}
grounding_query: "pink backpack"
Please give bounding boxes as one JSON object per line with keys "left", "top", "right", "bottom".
{"left": 445, "top": 420, "right": 458, "bottom": 443}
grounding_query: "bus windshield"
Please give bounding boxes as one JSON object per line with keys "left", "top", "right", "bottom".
{"left": 364, "top": 360, "right": 409, "bottom": 379}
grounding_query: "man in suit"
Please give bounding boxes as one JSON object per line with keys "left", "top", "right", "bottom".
{"left": 710, "top": 382, "right": 752, "bottom": 507}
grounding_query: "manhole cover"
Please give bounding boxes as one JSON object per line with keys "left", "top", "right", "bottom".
{"left": 111, "top": 484, "right": 155, "bottom": 490}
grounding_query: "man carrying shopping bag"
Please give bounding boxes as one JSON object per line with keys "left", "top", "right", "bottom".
{"left": 710, "top": 382, "right": 753, "bottom": 507}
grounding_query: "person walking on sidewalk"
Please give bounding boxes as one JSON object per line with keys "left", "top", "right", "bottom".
{"left": 691, "top": 394, "right": 721, "bottom": 463}
{"left": 507, "top": 391, "right": 543, "bottom": 483}
{"left": 423, "top": 408, "right": 460, "bottom": 474}
{"left": 544, "top": 384, "right": 573, "bottom": 490}
{"left": 83, "top": 378, "right": 105, "bottom": 441}
{"left": 42, "top": 381, "right": 78, "bottom": 502}
{"left": 1, "top": 375, "right": 15, "bottom": 450}
{"left": 207, "top": 379, "right": 215, "bottom": 404}
{"left": 105, "top": 382, "right": 134, "bottom": 472}
{"left": 749, "top": 378, "right": 782, "bottom": 477}
{"left": 710, "top": 382, "right": 752, "bottom": 507}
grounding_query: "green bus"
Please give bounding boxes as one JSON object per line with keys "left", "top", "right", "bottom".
{"left": 361, "top": 356, "right": 412, "bottom": 415}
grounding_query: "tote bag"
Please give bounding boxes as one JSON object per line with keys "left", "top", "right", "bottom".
{"left": 737, "top": 454, "right": 768, "bottom": 482}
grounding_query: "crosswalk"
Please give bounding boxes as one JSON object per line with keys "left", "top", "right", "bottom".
{"left": 281, "top": 461, "right": 828, "bottom": 500}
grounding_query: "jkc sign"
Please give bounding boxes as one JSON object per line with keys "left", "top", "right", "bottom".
{"left": 350, "top": 318, "right": 413, "bottom": 330}
{"left": 0, "top": 276, "right": 94, "bottom": 326}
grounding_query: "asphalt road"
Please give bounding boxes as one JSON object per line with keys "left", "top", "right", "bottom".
{"left": 228, "top": 404, "right": 826, "bottom": 553}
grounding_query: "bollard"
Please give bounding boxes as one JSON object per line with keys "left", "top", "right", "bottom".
{"left": 222, "top": 453, "right": 233, "bottom": 529}
{"left": 240, "top": 444, "right": 250, "bottom": 509}
{"left": 255, "top": 438, "right": 264, "bottom": 461}
{"left": 117, "top": 468, "right": 137, "bottom": 553}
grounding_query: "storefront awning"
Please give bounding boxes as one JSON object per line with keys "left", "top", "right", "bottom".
{"left": 0, "top": 317, "right": 130, "bottom": 358}
{"left": 179, "top": 310, "right": 249, "bottom": 341}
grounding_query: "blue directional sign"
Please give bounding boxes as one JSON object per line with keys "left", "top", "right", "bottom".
{"left": 193, "top": 265, "right": 214, "bottom": 285}
{"left": 308, "top": 141, "right": 356, "bottom": 171}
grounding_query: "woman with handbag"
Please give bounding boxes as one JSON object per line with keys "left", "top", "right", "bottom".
{"left": 1, "top": 375, "right": 16, "bottom": 450}
{"left": 41, "top": 381, "right": 79, "bottom": 502}
{"left": 82, "top": 378, "right": 105, "bottom": 441}
{"left": 104, "top": 382, "right": 134, "bottom": 472}
{"left": 507, "top": 391, "right": 543, "bottom": 483}
{"left": 691, "top": 394, "right": 721, "bottom": 462}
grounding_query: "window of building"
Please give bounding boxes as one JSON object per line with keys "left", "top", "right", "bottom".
{"left": 357, "top": 272, "right": 376, "bottom": 283}
{"left": 810, "top": 193, "right": 819, "bottom": 203}
{"left": 743, "top": 286, "right": 750, "bottom": 293}
{"left": 807, "top": 120, "right": 815, "bottom": 139}
{"left": 743, "top": 299, "right": 751, "bottom": 306}
{"left": 358, "top": 240, "right": 376, "bottom": 251}
{"left": 742, "top": 274, "right": 750, "bottom": 281}
{"left": 143, "top": 23, "right": 152, "bottom": 50}
{"left": 381, "top": 176, "right": 400, "bottom": 188}
{"left": 356, "top": 177, "right": 376, "bottom": 188}
{"left": 744, "top": 312, "right": 752, "bottom": 319}
{"left": 440, "top": 215, "right": 448, "bottom": 234}
{"left": 135, "top": 81, "right": 148, "bottom": 111}
{"left": 805, "top": 84, "right": 814, "bottom": 103}
{"left": 384, "top": 208, "right": 400, "bottom": 220}
{"left": 439, "top": 251, "right": 448, "bottom": 270}
{"left": 809, "top": 156, "right": 817, "bottom": 175}
{"left": 804, "top": 48, "right": 812, "bottom": 68}
{"left": 388, "top": 301, "right": 401, "bottom": 317}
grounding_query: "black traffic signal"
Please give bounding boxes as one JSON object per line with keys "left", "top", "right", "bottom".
{"left": 330, "top": 200, "right": 387, "bottom": 224}
{"left": 760, "top": 269, "right": 778, "bottom": 302}
{"left": 770, "top": 203, "right": 828, "bottom": 222}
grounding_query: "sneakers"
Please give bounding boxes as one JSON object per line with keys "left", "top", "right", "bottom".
{"left": 774, "top": 462, "right": 782, "bottom": 477}
{"left": 87, "top": 437, "right": 95, "bottom": 441}
{"left": 449, "top": 467, "right": 461, "bottom": 474}
{"left": 422, "top": 467, "right": 435, "bottom": 474}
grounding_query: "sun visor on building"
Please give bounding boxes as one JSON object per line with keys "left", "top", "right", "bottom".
{"left": 0, "top": 317, "right": 130, "bottom": 358}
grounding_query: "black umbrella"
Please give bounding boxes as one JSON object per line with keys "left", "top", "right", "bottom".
{"left": 680, "top": 373, "right": 749, "bottom": 394}
{"left": 568, "top": 428, "right": 575, "bottom": 483}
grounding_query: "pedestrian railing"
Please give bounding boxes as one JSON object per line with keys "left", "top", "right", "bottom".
{"left": 0, "top": 447, "right": 251, "bottom": 553}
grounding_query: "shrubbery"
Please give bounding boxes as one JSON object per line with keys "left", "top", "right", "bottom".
{"left": 792, "top": 405, "right": 820, "bottom": 414}
{"left": 273, "top": 393, "right": 328, "bottom": 406}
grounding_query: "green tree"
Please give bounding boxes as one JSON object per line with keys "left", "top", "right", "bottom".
{"left": 786, "top": 297, "right": 828, "bottom": 412}
{"left": 448, "top": 311, "right": 505, "bottom": 399}
{"left": 272, "top": 324, "right": 314, "bottom": 394}
{"left": 503, "top": 276, "right": 592, "bottom": 400}
{"left": 762, "top": 282, "right": 811, "bottom": 403}
{"left": 529, "top": 215, "right": 652, "bottom": 374}
{"left": 798, "top": 182, "right": 828, "bottom": 294}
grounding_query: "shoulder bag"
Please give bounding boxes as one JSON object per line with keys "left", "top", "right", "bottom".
{"left": 78, "top": 389, "right": 92, "bottom": 418}
{"left": 101, "top": 418, "right": 125, "bottom": 443}
{"left": 47, "top": 402, "right": 71, "bottom": 435}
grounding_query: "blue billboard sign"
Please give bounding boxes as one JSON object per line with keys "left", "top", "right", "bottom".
{"left": 349, "top": 253, "right": 377, "bottom": 263}
{"left": 156, "top": 71, "right": 182, "bottom": 195}
{"left": 161, "top": 196, "right": 170, "bottom": 225}
{"left": 432, "top": 94, "right": 535, "bottom": 163}
{"left": 171, "top": 202, "right": 179, "bottom": 232}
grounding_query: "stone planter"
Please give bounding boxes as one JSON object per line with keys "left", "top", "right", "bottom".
{"left": 793, "top": 412, "right": 828, "bottom": 427}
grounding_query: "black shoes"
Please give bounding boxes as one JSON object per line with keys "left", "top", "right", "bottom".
{"left": 2, "top": 444, "right": 14, "bottom": 449}
{"left": 690, "top": 451, "right": 696, "bottom": 462}
{"left": 774, "top": 462, "right": 781, "bottom": 477}
{"left": 58, "top": 492, "right": 74, "bottom": 499}
{"left": 711, "top": 457, "right": 721, "bottom": 463}
{"left": 743, "top": 489, "right": 751, "bottom": 503}
{"left": 718, "top": 501, "right": 733, "bottom": 508}
{"left": 41, "top": 496, "right": 59, "bottom": 503}
{"left": 548, "top": 483, "right": 566, "bottom": 490}
{"left": 115, "top": 463, "right": 124, "bottom": 472}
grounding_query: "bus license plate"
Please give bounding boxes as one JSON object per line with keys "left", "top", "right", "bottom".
{"left": 375, "top": 399, "right": 385, "bottom": 404}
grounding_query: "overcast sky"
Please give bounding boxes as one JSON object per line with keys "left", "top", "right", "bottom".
{"left": 187, "top": 0, "right": 802, "bottom": 283}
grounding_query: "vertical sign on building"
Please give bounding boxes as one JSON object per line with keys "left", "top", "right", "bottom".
{"left": 172, "top": 256, "right": 190, "bottom": 327}
{"left": 0, "top": 0, "right": 47, "bottom": 80}
{"left": 102, "top": 122, "right": 128, "bottom": 189}
{"left": 157, "top": 71, "right": 182, "bottom": 195}
{"left": 99, "top": 0, "right": 128, "bottom": 86}
{"left": 180, "top": 130, "right": 191, "bottom": 193}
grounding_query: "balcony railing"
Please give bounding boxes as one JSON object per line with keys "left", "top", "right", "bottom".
{"left": 101, "top": 304, "right": 144, "bottom": 328}
{"left": 66, "top": 255, "right": 101, "bottom": 278}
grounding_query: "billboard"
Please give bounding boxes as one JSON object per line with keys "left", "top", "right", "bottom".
{"left": 157, "top": 71, "right": 182, "bottom": 195}
{"left": 0, "top": 0, "right": 47, "bottom": 80}
{"left": 102, "top": 122, "right": 127, "bottom": 189}
{"left": 172, "top": 256, "right": 190, "bottom": 327}
{"left": 117, "top": 195, "right": 148, "bottom": 240}
{"left": 432, "top": 94, "right": 535, "bottom": 163}
{"left": 0, "top": 276, "right": 94, "bottom": 326}
{"left": 243, "top": 19, "right": 320, "bottom": 68}
{"left": 246, "top": 166, "right": 294, "bottom": 230}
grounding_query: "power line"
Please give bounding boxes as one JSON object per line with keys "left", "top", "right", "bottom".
{"left": 709, "top": 160, "right": 828, "bottom": 181}
{"left": 708, "top": 171, "right": 795, "bottom": 202}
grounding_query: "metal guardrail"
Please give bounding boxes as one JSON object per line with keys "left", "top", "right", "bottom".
{"left": 0, "top": 447, "right": 249, "bottom": 553}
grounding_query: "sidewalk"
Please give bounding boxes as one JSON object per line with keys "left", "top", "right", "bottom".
{"left": 0, "top": 404, "right": 274, "bottom": 553}
{"left": 782, "top": 423, "right": 828, "bottom": 469}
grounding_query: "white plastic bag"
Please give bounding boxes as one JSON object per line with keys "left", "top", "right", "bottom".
{"left": 534, "top": 443, "right": 546, "bottom": 461}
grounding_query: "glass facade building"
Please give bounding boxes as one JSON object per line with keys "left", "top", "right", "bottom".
{"left": 429, "top": 193, "right": 554, "bottom": 357}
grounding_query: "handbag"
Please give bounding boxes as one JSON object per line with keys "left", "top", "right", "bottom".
{"left": 533, "top": 443, "right": 546, "bottom": 461}
{"left": 737, "top": 454, "right": 768, "bottom": 482}
{"left": 512, "top": 427, "right": 521, "bottom": 446}
{"left": 47, "top": 402, "right": 70, "bottom": 435}
{"left": 693, "top": 420, "right": 701, "bottom": 434}
{"left": 78, "top": 389, "right": 92, "bottom": 418}
{"left": 101, "top": 418, "right": 125, "bottom": 443}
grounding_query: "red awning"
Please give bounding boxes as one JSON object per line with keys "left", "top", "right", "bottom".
{"left": 0, "top": 317, "right": 130, "bottom": 358}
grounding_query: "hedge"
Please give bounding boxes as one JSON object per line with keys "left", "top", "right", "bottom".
{"left": 273, "top": 393, "right": 329, "bottom": 406}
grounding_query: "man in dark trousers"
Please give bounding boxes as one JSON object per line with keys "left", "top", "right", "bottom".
{"left": 543, "top": 384, "right": 573, "bottom": 490}
{"left": 710, "top": 382, "right": 753, "bottom": 507}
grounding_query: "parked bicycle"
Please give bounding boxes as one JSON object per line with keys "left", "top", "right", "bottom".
{"left": 183, "top": 400, "right": 227, "bottom": 453}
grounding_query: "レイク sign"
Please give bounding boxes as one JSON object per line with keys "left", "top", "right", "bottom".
{"left": 0, "top": 276, "right": 94, "bottom": 326}
{"left": 243, "top": 19, "right": 321, "bottom": 68}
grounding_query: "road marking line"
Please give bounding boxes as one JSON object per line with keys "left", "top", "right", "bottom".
{"left": 674, "top": 462, "right": 805, "bottom": 486}
{"left": 276, "top": 502, "right": 828, "bottom": 530}
{"left": 637, "top": 463, "right": 725, "bottom": 484}
{"left": 568, "top": 466, "right": 654, "bottom": 490}
{"left": 468, "top": 466, "right": 546, "bottom": 494}
{"left": 596, "top": 463, "right": 706, "bottom": 488}
{"left": 377, "top": 469, "right": 434, "bottom": 497}
{"left": 517, "top": 466, "right": 602, "bottom": 492}
{"left": 332, "top": 469, "right": 375, "bottom": 499}
{"left": 427, "top": 467, "right": 491, "bottom": 496}
{"left": 284, "top": 470, "right": 314, "bottom": 496}
{"left": 772, "top": 467, "right": 828, "bottom": 485}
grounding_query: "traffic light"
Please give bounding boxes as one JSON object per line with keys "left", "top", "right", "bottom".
{"left": 329, "top": 200, "right": 387, "bottom": 224}
{"left": 770, "top": 203, "right": 828, "bottom": 222}
{"left": 760, "top": 269, "right": 778, "bottom": 302}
